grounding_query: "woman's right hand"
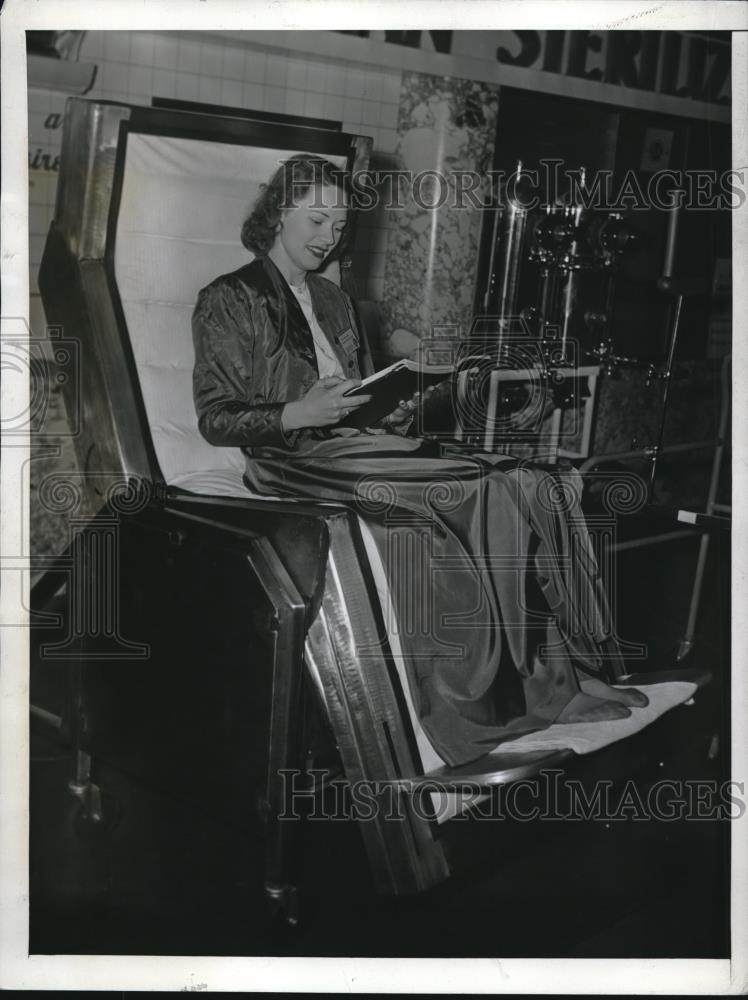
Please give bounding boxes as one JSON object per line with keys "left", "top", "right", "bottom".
{"left": 281, "top": 376, "right": 372, "bottom": 430}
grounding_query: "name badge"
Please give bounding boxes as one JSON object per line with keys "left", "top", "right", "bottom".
{"left": 337, "top": 327, "right": 359, "bottom": 354}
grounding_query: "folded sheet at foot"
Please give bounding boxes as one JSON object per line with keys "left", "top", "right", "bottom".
{"left": 490, "top": 681, "right": 698, "bottom": 755}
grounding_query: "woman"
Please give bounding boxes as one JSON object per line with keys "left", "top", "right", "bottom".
{"left": 192, "top": 154, "right": 647, "bottom": 769}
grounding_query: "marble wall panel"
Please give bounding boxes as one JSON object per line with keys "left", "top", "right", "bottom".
{"left": 380, "top": 71, "right": 499, "bottom": 357}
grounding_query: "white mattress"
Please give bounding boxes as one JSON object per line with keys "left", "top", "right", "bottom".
{"left": 114, "top": 132, "right": 347, "bottom": 487}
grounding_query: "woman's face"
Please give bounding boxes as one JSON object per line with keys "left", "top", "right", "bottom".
{"left": 275, "top": 182, "right": 348, "bottom": 275}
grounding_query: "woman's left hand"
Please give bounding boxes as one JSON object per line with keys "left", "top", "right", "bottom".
{"left": 386, "top": 394, "right": 419, "bottom": 428}
{"left": 384, "top": 386, "right": 436, "bottom": 430}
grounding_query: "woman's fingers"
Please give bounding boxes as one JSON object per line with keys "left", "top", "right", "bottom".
{"left": 396, "top": 397, "right": 417, "bottom": 412}
{"left": 341, "top": 393, "right": 372, "bottom": 408}
{"left": 334, "top": 394, "right": 371, "bottom": 415}
{"left": 327, "top": 379, "right": 371, "bottom": 408}
{"left": 330, "top": 378, "right": 363, "bottom": 395}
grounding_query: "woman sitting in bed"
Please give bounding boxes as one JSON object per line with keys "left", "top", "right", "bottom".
{"left": 191, "top": 153, "right": 648, "bottom": 769}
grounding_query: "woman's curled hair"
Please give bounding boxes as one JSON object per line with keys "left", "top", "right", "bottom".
{"left": 241, "top": 153, "right": 355, "bottom": 260}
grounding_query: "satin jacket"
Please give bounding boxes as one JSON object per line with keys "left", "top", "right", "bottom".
{"left": 192, "top": 256, "right": 373, "bottom": 454}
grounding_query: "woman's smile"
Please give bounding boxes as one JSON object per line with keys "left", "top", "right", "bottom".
{"left": 269, "top": 182, "right": 349, "bottom": 284}
{"left": 304, "top": 243, "right": 328, "bottom": 260}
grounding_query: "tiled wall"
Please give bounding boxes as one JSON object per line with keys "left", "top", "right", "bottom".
{"left": 28, "top": 30, "right": 406, "bottom": 334}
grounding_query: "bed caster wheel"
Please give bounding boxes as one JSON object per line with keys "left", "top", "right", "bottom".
{"left": 264, "top": 883, "right": 300, "bottom": 929}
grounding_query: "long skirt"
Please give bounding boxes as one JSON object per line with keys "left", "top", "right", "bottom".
{"left": 245, "top": 432, "right": 622, "bottom": 767}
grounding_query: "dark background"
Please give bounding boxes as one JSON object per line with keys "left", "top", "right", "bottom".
{"left": 474, "top": 85, "right": 731, "bottom": 361}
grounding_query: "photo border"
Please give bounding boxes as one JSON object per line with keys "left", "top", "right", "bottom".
{"left": 1, "top": 1, "right": 746, "bottom": 992}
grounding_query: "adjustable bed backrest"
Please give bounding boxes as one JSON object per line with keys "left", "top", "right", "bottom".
{"left": 39, "top": 97, "right": 371, "bottom": 500}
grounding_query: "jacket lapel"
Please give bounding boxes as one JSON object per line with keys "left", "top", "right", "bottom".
{"left": 256, "top": 257, "right": 360, "bottom": 378}
{"left": 258, "top": 257, "right": 316, "bottom": 365}
{"left": 307, "top": 274, "right": 358, "bottom": 374}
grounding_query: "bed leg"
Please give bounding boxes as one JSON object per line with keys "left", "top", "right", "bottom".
{"left": 248, "top": 540, "right": 307, "bottom": 929}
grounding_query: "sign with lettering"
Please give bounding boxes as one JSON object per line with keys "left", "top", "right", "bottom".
{"left": 336, "top": 29, "right": 730, "bottom": 112}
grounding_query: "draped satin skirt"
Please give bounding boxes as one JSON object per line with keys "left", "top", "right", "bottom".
{"left": 245, "top": 432, "right": 622, "bottom": 767}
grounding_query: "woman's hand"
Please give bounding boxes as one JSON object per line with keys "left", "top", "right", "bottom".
{"left": 383, "top": 386, "right": 437, "bottom": 432}
{"left": 281, "top": 376, "right": 372, "bottom": 430}
{"left": 385, "top": 394, "right": 419, "bottom": 429}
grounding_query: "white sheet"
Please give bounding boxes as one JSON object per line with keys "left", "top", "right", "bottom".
{"left": 491, "top": 681, "right": 698, "bottom": 754}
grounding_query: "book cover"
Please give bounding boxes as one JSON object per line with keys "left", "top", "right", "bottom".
{"left": 339, "top": 359, "right": 455, "bottom": 429}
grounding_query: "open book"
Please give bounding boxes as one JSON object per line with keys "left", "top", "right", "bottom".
{"left": 340, "top": 358, "right": 455, "bottom": 429}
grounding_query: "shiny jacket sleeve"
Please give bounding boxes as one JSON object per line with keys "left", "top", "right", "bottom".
{"left": 192, "top": 278, "right": 300, "bottom": 450}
